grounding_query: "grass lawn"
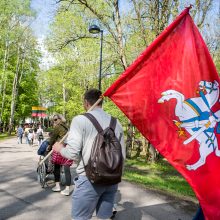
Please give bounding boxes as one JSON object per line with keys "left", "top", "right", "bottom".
{"left": 123, "top": 158, "right": 196, "bottom": 201}
{"left": 0, "top": 133, "right": 15, "bottom": 141}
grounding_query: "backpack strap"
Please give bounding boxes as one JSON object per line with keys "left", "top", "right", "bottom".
{"left": 83, "top": 113, "right": 103, "bottom": 133}
{"left": 109, "top": 117, "right": 117, "bottom": 130}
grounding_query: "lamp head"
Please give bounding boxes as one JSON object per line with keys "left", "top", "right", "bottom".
{"left": 89, "top": 24, "right": 101, "bottom": 34}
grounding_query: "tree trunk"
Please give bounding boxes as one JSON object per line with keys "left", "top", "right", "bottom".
{"left": 62, "top": 81, "right": 67, "bottom": 118}
{"left": 113, "top": 0, "right": 128, "bottom": 70}
{"left": 8, "top": 37, "right": 28, "bottom": 135}
{"left": 126, "top": 123, "right": 135, "bottom": 158}
{"left": 0, "top": 40, "right": 10, "bottom": 123}
{"left": 141, "top": 137, "right": 148, "bottom": 156}
{"left": 62, "top": 63, "right": 67, "bottom": 118}
{"left": 146, "top": 141, "right": 159, "bottom": 162}
{"left": 18, "top": 44, "right": 26, "bottom": 85}
{"left": 134, "top": 138, "right": 142, "bottom": 158}
{"left": 131, "top": 0, "right": 148, "bottom": 46}
{"left": 8, "top": 46, "right": 21, "bottom": 135}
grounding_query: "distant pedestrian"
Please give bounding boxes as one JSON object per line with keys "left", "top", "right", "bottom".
{"left": 28, "top": 127, "right": 34, "bottom": 146}
{"left": 37, "top": 125, "right": 44, "bottom": 147}
{"left": 24, "top": 124, "right": 30, "bottom": 144}
{"left": 33, "top": 125, "right": 38, "bottom": 144}
{"left": 53, "top": 88, "right": 126, "bottom": 220}
{"left": 16, "top": 125, "right": 24, "bottom": 144}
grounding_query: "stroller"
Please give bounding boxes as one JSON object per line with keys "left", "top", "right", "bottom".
{"left": 37, "top": 140, "right": 65, "bottom": 188}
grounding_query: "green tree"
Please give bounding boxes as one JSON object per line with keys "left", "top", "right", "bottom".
{"left": 0, "top": 0, "right": 40, "bottom": 133}
{"left": 44, "top": 0, "right": 217, "bottom": 160}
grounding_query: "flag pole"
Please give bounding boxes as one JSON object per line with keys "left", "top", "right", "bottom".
{"left": 38, "top": 96, "right": 103, "bottom": 166}
{"left": 88, "top": 96, "right": 103, "bottom": 111}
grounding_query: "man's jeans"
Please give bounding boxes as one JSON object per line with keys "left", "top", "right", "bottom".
{"left": 72, "top": 175, "right": 118, "bottom": 220}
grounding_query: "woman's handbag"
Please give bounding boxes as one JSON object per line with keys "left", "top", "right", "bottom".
{"left": 51, "top": 148, "right": 73, "bottom": 166}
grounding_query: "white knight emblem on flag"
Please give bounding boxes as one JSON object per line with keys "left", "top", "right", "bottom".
{"left": 158, "top": 80, "right": 220, "bottom": 170}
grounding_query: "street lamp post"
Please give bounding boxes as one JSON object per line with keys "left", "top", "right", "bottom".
{"left": 89, "top": 24, "right": 103, "bottom": 91}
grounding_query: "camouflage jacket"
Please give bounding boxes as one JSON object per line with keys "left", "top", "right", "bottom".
{"left": 49, "top": 122, "right": 68, "bottom": 148}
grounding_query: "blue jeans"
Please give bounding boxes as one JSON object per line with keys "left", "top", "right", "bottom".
{"left": 72, "top": 175, "right": 118, "bottom": 220}
{"left": 17, "top": 135, "right": 23, "bottom": 144}
{"left": 25, "top": 136, "right": 29, "bottom": 144}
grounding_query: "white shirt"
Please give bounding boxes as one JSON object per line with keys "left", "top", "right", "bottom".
{"left": 37, "top": 128, "right": 43, "bottom": 135}
{"left": 61, "top": 107, "right": 125, "bottom": 175}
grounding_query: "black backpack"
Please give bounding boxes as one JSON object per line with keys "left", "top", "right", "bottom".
{"left": 83, "top": 113, "right": 123, "bottom": 185}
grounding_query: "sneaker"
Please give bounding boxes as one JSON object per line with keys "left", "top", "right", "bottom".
{"left": 52, "top": 185, "right": 61, "bottom": 192}
{"left": 110, "top": 211, "right": 117, "bottom": 219}
{"left": 60, "top": 188, "right": 70, "bottom": 196}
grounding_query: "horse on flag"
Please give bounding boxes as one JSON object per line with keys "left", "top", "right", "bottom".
{"left": 158, "top": 80, "right": 220, "bottom": 170}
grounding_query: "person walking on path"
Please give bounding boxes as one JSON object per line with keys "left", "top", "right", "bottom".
{"left": 28, "top": 126, "right": 34, "bottom": 146}
{"left": 16, "top": 124, "right": 24, "bottom": 144}
{"left": 49, "top": 114, "right": 72, "bottom": 196}
{"left": 37, "top": 125, "right": 44, "bottom": 147}
{"left": 24, "top": 124, "right": 30, "bottom": 144}
{"left": 53, "top": 88, "right": 126, "bottom": 220}
{"left": 33, "top": 125, "right": 38, "bottom": 145}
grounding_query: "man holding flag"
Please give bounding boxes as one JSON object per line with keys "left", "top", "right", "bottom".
{"left": 103, "top": 6, "right": 220, "bottom": 220}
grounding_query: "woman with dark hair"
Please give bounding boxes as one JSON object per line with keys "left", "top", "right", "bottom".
{"left": 49, "top": 114, "right": 72, "bottom": 196}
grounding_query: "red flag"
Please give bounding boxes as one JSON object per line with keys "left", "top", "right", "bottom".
{"left": 104, "top": 7, "right": 220, "bottom": 220}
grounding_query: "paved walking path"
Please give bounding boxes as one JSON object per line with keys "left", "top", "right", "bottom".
{"left": 0, "top": 137, "right": 197, "bottom": 220}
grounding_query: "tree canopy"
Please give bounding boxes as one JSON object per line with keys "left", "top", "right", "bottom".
{"left": 0, "top": 0, "right": 219, "bottom": 135}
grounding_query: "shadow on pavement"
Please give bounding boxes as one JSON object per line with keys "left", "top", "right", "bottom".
{"left": 115, "top": 201, "right": 196, "bottom": 220}
{"left": 0, "top": 188, "right": 52, "bottom": 219}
